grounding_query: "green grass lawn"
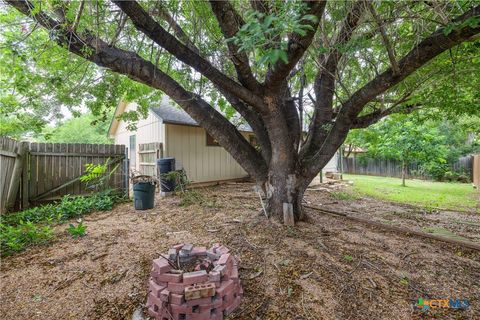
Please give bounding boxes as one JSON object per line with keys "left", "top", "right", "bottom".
{"left": 343, "top": 174, "right": 479, "bottom": 213}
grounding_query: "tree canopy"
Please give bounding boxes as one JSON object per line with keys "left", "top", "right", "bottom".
{"left": 2, "top": 0, "right": 479, "bottom": 222}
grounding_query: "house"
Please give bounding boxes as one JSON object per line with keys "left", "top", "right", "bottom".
{"left": 108, "top": 100, "right": 254, "bottom": 184}
{"left": 108, "top": 99, "right": 341, "bottom": 184}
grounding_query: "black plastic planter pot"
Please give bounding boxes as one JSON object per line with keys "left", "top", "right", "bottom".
{"left": 133, "top": 182, "right": 155, "bottom": 210}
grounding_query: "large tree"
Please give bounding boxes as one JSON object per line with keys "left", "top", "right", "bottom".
{"left": 3, "top": 0, "right": 480, "bottom": 223}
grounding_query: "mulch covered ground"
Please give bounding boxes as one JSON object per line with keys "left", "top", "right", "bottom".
{"left": 1, "top": 182, "right": 479, "bottom": 320}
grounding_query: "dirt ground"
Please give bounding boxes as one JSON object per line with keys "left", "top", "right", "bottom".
{"left": 1, "top": 182, "right": 479, "bottom": 320}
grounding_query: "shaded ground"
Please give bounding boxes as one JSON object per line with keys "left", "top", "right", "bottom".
{"left": 1, "top": 182, "right": 479, "bottom": 320}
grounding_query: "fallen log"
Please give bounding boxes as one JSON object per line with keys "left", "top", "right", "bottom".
{"left": 304, "top": 205, "right": 480, "bottom": 252}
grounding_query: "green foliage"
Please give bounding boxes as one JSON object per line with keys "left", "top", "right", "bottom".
{"left": 80, "top": 159, "right": 119, "bottom": 193}
{"left": 229, "top": 2, "right": 317, "bottom": 66}
{"left": 345, "top": 113, "right": 479, "bottom": 181}
{"left": 2, "top": 194, "right": 115, "bottom": 227}
{"left": 0, "top": 193, "right": 117, "bottom": 256}
{"left": 66, "top": 221, "right": 87, "bottom": 238}
{"left": 330, "top": 191, "right": 360, "bottom": 201}
{"left": 0, "top": 221, "right": 53, "bottom": 256}
{"left": 40, "top": 113, "right": 113, "bottom": 144}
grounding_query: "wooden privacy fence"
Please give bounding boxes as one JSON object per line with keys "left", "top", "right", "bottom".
{"left": 0, "top": 137, "right": 25, "bottom": 214}
{"left": 138, "top": 142, "right": 163, "bottom": 176}
{"left": 0, "top": 137, "right": 128, "bottom": 214}
{"left": 342, "top": 155, "right": 474, "bottom": 181}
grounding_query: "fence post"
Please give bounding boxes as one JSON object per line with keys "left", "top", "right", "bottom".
{"left": 6, "top": 142, "right": 26, "bottom": 210}
{"left": 124, "top": 147, "right": 129, "bottom": 199}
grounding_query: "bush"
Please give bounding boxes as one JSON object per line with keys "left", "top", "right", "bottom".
{"left": 2, "top": 193, "right": 116, "bottom": 227}
{"left": 1, "top": 193, "right": 119, "bottom": 257}
{"left": 0, "top": 221, "right": 53, "bottom": 256}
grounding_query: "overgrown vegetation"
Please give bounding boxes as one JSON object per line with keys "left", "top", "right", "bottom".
{"left": 0, "top": 193, "right": 118, "bottom": 256}
{"left": 66, "top": 221, "right": 88, "bottom": 238}
{"left": 0, "top": 161, "right": 124, "bottom": 259}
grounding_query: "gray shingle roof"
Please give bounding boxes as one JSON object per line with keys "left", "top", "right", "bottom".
{"left": 150, "top": 102, "right": 252, "bottom": 132}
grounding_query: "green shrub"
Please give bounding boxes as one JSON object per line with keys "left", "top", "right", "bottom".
{"left": 66, "top": 222, "right": 87, "bottom": 238}
{"left": 2, "top": 194, "right": 116, "bottom": 227}
{"left": 331, "top": 191, "right": 360, "bottom": 201}
{"left": 0, "top": 221, "right": 53, "bottom": 256}
{"left": 1, "top": 193, "right": 119, "bottom": 257}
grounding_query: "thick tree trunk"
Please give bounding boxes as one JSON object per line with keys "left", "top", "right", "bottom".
{"left": 401, "top": 161, "right": 406, "bottom": 187}
{"left": 265, "top": 172, "right": 308, "bottom": 223}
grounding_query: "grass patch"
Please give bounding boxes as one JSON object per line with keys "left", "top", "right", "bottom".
{"left": 1, "top": 192, "right": 121, "bottom": 256}
{"left": 344, "top": 174, "right": 479, "bottom": 212}
{"left": 330, "top": 190, "right": 361, "bottom": 201}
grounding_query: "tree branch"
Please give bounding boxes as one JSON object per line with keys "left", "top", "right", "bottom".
{"left": 264, "top": 1, "right": 326, "bottom": 91}
{"left": 301, "top": 0, "right": 366, "bottom": 156}
{"left": 153, "top": 2, "right": 199, "bottom": 54}
{"left": 209, "top": 0, "right": 261, "bottom": 91}
{"left": 113, "top": 0, "right": 265, "bottom": 110}
{"left": 6, "top": 0, "right": 268, "bottom": 181}
{"left": 302, "top": 4, "right": 480, "bottom": 178}
{"left": 367, "top": 2, "right": 400, "bottom": 75}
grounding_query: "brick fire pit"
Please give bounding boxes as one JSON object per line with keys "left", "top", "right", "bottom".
{"left": 146, "top": 243, "right": 243, "bottom": 320}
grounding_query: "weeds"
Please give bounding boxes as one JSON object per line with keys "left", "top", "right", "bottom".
{"left": 0, "top": 221, "right": 53, "bottom": 256}
{"left": 331, "top": 191, "right": 360, "bottom": 201}
{"left": 66, "top": 221, "right": 87, "bottom": 238}
{"left": 1, "top": 193, "right": 119, "bottom": 257}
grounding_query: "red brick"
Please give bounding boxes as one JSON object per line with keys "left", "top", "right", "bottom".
{"left": 216, "top": 245, "right": 230, "bottom": 255}
{"left": 186, "top": 312, "right": 211, "bottom": 320}
{"left": 212, "top": 297, "right": 223, "bottom": 308}
{"left": 207, "top": 250, "right": 221, "bottom": 260}
{"left": 208, "top": 270, "right": 221, "bottom": 282}
{"left": 183, "top": 270, "right": 208, "bottom": 285}
{"left": 230, "top": 266, "right": 239, "bottom": 283}
{"left": 213, "top": 264, "right": 226, "bottom": 276}
{"left": 223, "top": 296, "right": 241, "bottom": 316}
{"left": 217, "top": 253, "right": 231, "bottom": 265}
{"left": 147, "top": 306, "right": 159, "bottom": 318}
{"left": 170, "top": 293, "right": 184, "bottom": 305}
{"left": 168, "top": 282, "right": 187, "bottom": 294}
{"left": 148, "top": 293, "right": 163, "bottom": 309}
{"left": 173, "top": 243, "right": 184, "bottom": 251}
{"left": 153, "top": 257, "right": 172, "bottom": 274}
{"left": 186, "top": 297, "right": 212, "bottom": 307}
{"left": 216, "top": 280, "right": 234, "bottom": 297}
{"left": 170, "top": 303, "right": 192, "bottom": 314}
{"left": 191, "top": 247, "right": 207, "bottom": 256}
{"left": 157, "top": 272, "right": 183, "bottom": 283}
{"left": 148, "top": 279, "right": 166, "bottom": 298}
{"left": 160, "top": 288, "right": 170, "bottom": 302}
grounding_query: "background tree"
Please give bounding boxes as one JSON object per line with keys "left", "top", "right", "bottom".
{"left": 39, "top": 113, "right": 113, "bottom": 144}
{"left": 353, "top": 114, "right": 448, "bottom": 186}
{"left": 2, "top": 0, "right": 480, "bottom": 223}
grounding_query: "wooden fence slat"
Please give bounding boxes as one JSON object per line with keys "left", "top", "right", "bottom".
{"left": 1, "top": 137, "right": 128, "bottom": 211}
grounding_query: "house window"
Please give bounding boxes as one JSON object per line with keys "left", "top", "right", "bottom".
{"left": 206, "top": 132, "right": 220, "bottom": 146}
{"left": 129, "top": 135, "right": 136, "bottom": 167}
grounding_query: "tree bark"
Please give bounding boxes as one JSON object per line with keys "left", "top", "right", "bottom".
{"left": 402, "top": 161, "right": 406, "bottom": 187}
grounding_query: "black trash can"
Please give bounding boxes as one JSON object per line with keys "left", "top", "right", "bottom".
{"left": 133, "top": 182, "right": 155, "bottom": 210}
{"left": 158, "top": 157, "right": 176, "bottom": 192}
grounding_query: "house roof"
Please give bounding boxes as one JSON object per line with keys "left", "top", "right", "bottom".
{"left": 151, "top": 102, "right": 252, "bottom": 132}
{"left": 108, "top": 100, "right": 252, "bottom": 137}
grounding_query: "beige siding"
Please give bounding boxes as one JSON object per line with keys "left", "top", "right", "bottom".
{"left": 164, "top": 124, "right": 248, "bottom": 183}
{"left": 114, "top": 103, "right": 165, "bottom": 170}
